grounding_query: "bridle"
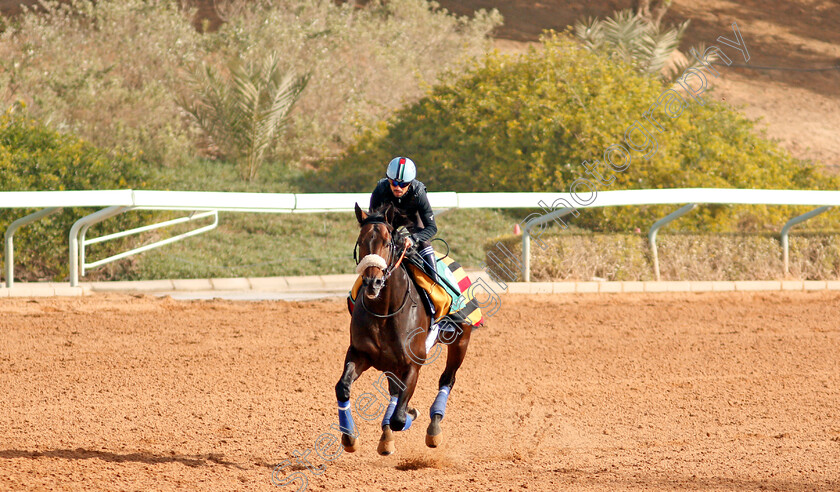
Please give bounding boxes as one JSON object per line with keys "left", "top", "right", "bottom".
{"left": 354, "top": 216, "right": 412, "bottom": 318}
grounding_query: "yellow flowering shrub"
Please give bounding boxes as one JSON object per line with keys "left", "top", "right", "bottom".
{"left": 322, "top": 33, "right": 837, "bottom": 232}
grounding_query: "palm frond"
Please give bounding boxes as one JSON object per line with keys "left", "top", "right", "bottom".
{"left": 574, "top": 8, "right": 693, "bottom": 83}
{"left": 638, "top": 20, "right": 686, "bottom": 75}
{"left": 176, "top": 51, "right": 310, "bottom": 181}
{"left": 663, "top": 41, "right": 718, "bottom": 84}
{"left": 573, "top": 16, "right": 604, "bottom": 51}
{"left": 601, "top": 10, "right": 646, "bottom": 55}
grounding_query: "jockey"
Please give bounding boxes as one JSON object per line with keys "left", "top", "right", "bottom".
{"left": 370, "top": 156, "right": 439, "bottom": 284}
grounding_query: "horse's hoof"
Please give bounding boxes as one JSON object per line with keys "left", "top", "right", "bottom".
{"left": 377, "top": 426, "right": 395, "bottom": 456}
{"left": 341, "top": 433, "right": 358, "bottom": 453}
{"left": 425, "top": 433, "right": 442, "bottom": 448}
{"left": 426, "top": 415, "right": 442, "bottom": 448}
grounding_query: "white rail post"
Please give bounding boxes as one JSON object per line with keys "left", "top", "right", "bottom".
{"left": 522, "top": 229, "right": 530, "bottom": 282}
{"left": 648, "top": 204, "right": 697, "bottom": 281}
{"left": 3, "top": 207, "right": 61, "bottom": 288}
{"left": 69, "top": 206, "right": 129, "bottom": 287}
{"left": 521, "top": 206, "right": 578, "bottom": 282}
{"left": 781, "top": 206, "right": 831, "bottom": 276}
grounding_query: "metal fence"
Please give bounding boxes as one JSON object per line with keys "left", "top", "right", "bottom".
{"left": 1, "top": 188, "right": 838, "bottom": 286}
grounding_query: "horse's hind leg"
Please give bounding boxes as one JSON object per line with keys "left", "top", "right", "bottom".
{"left": 335, "top": 347, "right": 371, "bottom": 452}
{"left": 427, "top": 323, "right": 472, "bottom": 448}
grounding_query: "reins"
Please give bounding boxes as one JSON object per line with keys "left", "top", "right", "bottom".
{"left": 355, "top": 216, "right": 414, "bottom": 318}
{"left": 384, "top": 243, "right": 407, "bottom": 278}
{"left": 360, "top": 271, "right": 413, "bottom": 319}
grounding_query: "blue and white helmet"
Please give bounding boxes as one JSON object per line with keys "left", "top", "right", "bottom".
{"left": 386, "top": 156, "right": 416, "bottom": 183}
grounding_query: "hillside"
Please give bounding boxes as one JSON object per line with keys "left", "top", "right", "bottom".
{"left": 2, "top": 0, "right": 838, "bottom": 167}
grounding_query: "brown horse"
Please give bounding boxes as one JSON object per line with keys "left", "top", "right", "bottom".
{"left": 335, "top": 203, "right": 473, "bottom": 455}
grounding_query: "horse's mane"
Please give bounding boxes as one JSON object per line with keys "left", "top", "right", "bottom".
{"left": 362, "top": 204, "right": 391, "bottom": 225}
{"left": 364, "top": 203, "right": 411, "bottom": 229}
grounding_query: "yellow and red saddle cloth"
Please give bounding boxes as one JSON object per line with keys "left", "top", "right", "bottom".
{"left": 348, "top": 251, "right": 483, "bottom": 326}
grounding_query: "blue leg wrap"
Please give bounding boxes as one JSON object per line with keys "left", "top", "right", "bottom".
{"left": 337, "top": 399, "right": 355, "bottom": 435}
{"left": 430, "top": 386, "right": 451, "bottom": 420}
{"left": 382, "top": 396, "right": 414, "bottom": 431}
{"left": 381, "top": 396, "right": 398, "bottom": 427}
{"left": 403, "top": 409, "right": 414, "bottom": 431}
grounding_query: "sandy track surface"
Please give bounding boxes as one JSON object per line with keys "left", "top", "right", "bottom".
{"left": 1, "top": 292, "right": 839, "bottom": 491}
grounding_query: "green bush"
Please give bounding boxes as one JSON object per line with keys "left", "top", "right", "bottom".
{"left": 0, "top": 0, "right": 203, "bottom": 166}
{"left": 320, "top": 33, "right": 837, "bottom": 232}
{"left": 0, "top": 107, "right": 157, "bottom": 281}
{"left": 489, "top": 230, "right": 840, "bottom": 281}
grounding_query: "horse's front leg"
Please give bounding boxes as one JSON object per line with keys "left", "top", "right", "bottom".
{"left": 334, "top": 347, "right": 371, "bottom": 452}
{"left": 390, "top": 364, "right": 420, "bottom": 432}
{"left": 376, "top": 365, "right": 420, "bottom": 456}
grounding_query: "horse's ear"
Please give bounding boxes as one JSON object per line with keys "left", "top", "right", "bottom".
{"left": 384, "top": 204, "right": 395, "bottom": 225}
{"left": 355, "top": 203, "right": 367, "bottom": 225}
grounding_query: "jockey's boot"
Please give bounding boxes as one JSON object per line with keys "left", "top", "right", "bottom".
{"left": 419, "top": 245, "right": 439, "bottom": 285}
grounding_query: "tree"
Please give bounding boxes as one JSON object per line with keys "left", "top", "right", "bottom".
{"left": 178, "top": 52, "right": 309, "bottom": 181}
{"left": 574, "top": 9, "right": 713, "bottom": 83}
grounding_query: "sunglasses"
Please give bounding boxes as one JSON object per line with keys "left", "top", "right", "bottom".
{"left": 389, "top": 178, "right": 410, "bottom": 188}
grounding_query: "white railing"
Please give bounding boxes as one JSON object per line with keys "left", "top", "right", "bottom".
{"left": 0, "top": 188, "right": 837, "bottom": 286}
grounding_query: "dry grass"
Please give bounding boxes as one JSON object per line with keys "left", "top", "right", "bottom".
{"left": 0, "top": 0, "right": 499, "bottom": 171}
{"left": 489, "top": 232, "right": 840, "bottom": 281}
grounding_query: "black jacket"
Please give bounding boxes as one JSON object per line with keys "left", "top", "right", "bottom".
{"left": 369, "top": 178, "right": 437, "bottom": 243}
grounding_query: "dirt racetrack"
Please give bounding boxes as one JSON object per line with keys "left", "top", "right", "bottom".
{"left": 1, "top": 292, "right": 839, "bottom": 491}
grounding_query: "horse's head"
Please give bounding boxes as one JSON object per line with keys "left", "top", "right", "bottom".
{"left": 355, "top": 203, "right": 398, "bottom": 298}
